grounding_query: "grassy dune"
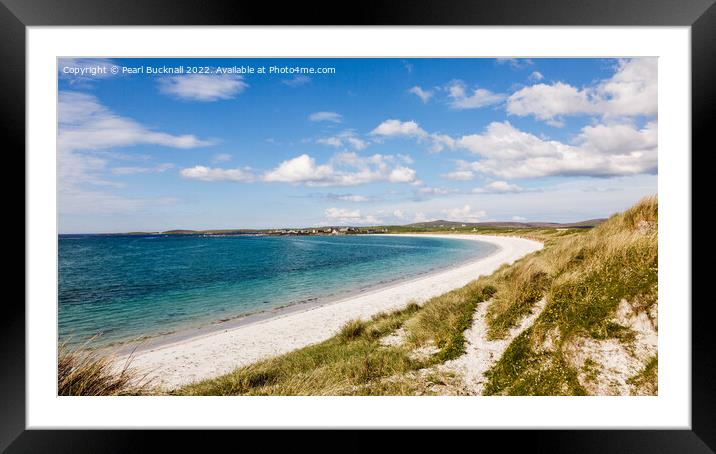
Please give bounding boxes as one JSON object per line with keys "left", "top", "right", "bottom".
{"left": 61, "top": 196, "right": 658, "bottom": 396}
{"left": 482, "top": 196, "right": 658, "bottom": 395}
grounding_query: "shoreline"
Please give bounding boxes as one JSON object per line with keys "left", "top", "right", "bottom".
{"left": 111, "top": 236, "right": 497, "bottom": 355}
{"left": 120, "top": 234, "right": 543, "bottom": 389}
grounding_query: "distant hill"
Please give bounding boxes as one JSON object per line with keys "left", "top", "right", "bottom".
{"left": 109, "top": 218, "right": 606, "bottom": 236}
{"left": 404, "top": 219, "right": 606, "bottom": 229}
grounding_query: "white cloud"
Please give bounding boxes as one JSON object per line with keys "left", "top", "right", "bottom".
{"left": 59, "top": 92, "right": 212, "bottom": 152}
{"left": 512, "top": 215, "right": 527, "bottom": 221}
{"left": 309, "top": 111, "right": 343, "bottom": 123}
{"left": 496, "top": 58, "right": 534, "bottom": 69}
{"left": 472, "top": 181, "right": 523, "bottom": 194}
{"left": 112, "top": 163, "right": 174, "bottom": 175}
{"left": 545, "top": 118, "right": 566, "bottom": 128}
{"left": 457, "top": 122, "right": 566, "bottom": 160}
{"left": 369, "top": 120, "right": 454, "bottom": 154}
{"left": 316, "top": 137, "right": 343, "bottom": 147}
{"left": 506, "top": 58, "right": 657, "bottom": 121}
{"left": 282, "top": 75, "right": 311, "bottom": 87}
{"left": 419, "top": 187, "right": 459, "bottom": 196}
{"left": 442, "top": 205, "right": 488, "bottom": 222}
{"left": 446, "top": 80, "right": 506, "bottom": 110}
{"left": 442, "top": 170, "right": 475, "bottom": 181}
{"left": 597, "top": 58, "right": 658, "bottom": 117}
{"left": 446, "top": 80, "right": 466, "bottom": 98}
{"left": 576, "top": 121, "right": 658, "bottom": 154}
{"left": 339, "top": 137, "right": 367, "bottom": 151}
{"left": 158, "top": 74, "right": 248, "bottom": 102}
{"left": 111, "top": 167, "right": 147, "bottom": 175}
{"left": 212, "top": 153, "right": 233, "bottom": 163}
{"left": 429, "top": 133, "right": 456, "bottom": 153}
{"left": 528, "top": 71, "right": 544, "bottom": 81}
{"left": 180, "top": 165, "right": 255, "bottom": 182}
{"left": 388, "top": 166, "right": 417, "bottom": 183}
{"left": 325, "top": 207, "right": 360, "bottom": 218}
{"left": 254, "top": 152, "right": 418, "bottom": 187}
{"left": 413, "top": 186, "right": 460, "bottom": 202}
{"left": 370, "top": 119, "right": 428, "bottom": 139}
{"left": 507, "top": 82, "right": 593, "bottom": 121}
{"left": 454, "top": 120, "right": 657, "bottom": 179}
{"left": 397, "top": 154, "right": 414, "bottom": 164}
{"left": 353, "top": 174, "right": 655, "bottom": 228}
{"left": 332, "top": 194, "right": 371, "bottom": 202}
{"left": 409, "top": 86, "right": 433, "bottom": 103}
{"left": 324, "top": 207, "right": 382, "bottom": 225}
{"left": 58, "top": 91, "right": 212, "bottom": 214}
{"left": 316, "top": 130, "right": 367, "bottom": 150}
{"left": 263, "top": 154, "right": 332, "bottom": 184}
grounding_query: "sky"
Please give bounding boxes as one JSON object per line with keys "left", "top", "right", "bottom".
{"left": 57, "top": 57, "right": 657, "bottom": 233}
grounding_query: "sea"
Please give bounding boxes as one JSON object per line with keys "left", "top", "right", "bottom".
{"left": 58, "top": 234, "right": 497, "bottom": 347}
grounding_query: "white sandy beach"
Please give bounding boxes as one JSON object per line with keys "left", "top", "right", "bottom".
{"left": 122, "top": 234, "right": 543, "bottom": 389}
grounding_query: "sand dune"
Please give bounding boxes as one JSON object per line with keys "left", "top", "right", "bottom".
{"left": 122, "top": 234, "right": 543, "bottom": 390}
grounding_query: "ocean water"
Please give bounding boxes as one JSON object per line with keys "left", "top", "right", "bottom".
{"left": 58, "top": 234, "right": 496, "bottom": 347}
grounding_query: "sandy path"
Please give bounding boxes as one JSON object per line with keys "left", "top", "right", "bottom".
{"left": 443, "top": 297, "right": 547, "bottom": 395}
{"left": 122, "top": 234, "right": 543, "bottom": 390}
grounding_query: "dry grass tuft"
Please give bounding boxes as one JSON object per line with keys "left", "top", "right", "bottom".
{"left": 338, "top": 319, "right": 366, "bottom": 341}
{"left": 58, "top": 340, "right": 154, "bottom": 396}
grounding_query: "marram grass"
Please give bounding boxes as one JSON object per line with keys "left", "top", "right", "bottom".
{"left": 58, "top": 340, "right": 154, "bottom": 396}
{"left": 483, "top": 195, "right": 657, "bottom": 395}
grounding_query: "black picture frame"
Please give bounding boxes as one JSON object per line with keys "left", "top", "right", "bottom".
{"left": 5, "top": 0, "right": 713, "bottom": 452}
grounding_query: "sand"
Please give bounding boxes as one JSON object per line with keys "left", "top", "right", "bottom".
{"left": 121, "top": 234, "right": 543, "bottom": 390}
{"left": 442, "top": 298, "right": 548, "bottom": 395}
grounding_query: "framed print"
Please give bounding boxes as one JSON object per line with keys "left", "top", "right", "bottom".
{"left": 5, "top": 0, "right": 715, "bottom": 451}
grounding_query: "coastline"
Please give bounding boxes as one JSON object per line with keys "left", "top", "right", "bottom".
{"left": 120, "top": 234, "right": 543, "bottom": 389}
{"left": 110, "top": 235, "right": 497, "bottom": 355}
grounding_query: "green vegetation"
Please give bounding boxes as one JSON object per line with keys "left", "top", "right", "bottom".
{"left": 581, "top": 357, "right": 602, "bottom": 384}
{"left": 483, "top": 196, "right": 657, "bottom": 395}
{"left": 482, "top": 327, "right": 588, "bottom": 396}
{"left": 404, "top": 284, "right": 495, "bottom": 361}
{"left": 175, "top": 304, "right": 424, "bottom": 395}
{"left": 176, "top": 286, "right": 497, "bottom": 396}
{"left": 627, "top": 355, "right": 658, "bottom": 395}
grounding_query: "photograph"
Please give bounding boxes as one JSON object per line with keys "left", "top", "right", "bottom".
{"left": 56, "top": 56, "right": 659, "bottom": 397}
{"left": 4, "top": 0, "right": 710, "bottom": 446}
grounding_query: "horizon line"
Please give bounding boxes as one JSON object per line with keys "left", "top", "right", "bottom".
{"left": 58, "top": 216, "right": 608, "bottom": 236}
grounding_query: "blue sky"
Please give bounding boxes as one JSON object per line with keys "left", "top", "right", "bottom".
{"left": 58, "top": 58, "right": 657, "bottom": 233}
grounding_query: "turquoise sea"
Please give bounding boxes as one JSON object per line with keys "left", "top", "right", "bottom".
{"left": 58, "top": 234, "right": 496, "bottom": 347}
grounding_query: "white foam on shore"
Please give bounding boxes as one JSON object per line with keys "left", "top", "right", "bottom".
{"left": 123, "top": 234, "right": 543, "bottom": 389}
